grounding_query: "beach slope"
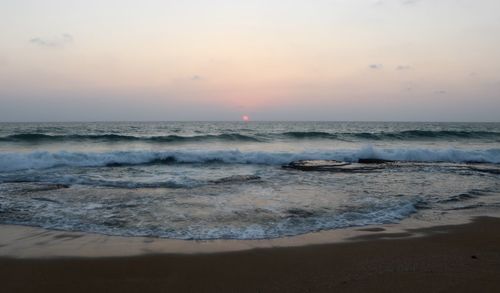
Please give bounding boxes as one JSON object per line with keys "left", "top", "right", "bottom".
{"left": 1, "top": 217, "right": 500, "bottom": 293}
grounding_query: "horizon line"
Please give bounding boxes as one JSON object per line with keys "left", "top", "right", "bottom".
{"left": 1, "top": 120, "right": 499, "bottom": 124}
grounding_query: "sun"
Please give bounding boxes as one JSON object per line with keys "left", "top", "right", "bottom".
{"left": 242, "top": 115, "right": 250, "bottom": 122}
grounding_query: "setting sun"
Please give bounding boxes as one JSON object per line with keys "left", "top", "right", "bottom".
{"left": 1, "top": 1, "right": 500, "bottom": 291}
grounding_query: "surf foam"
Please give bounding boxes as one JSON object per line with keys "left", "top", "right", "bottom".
{"left": 1, "top": 146, "right": 499, "bottom": 171}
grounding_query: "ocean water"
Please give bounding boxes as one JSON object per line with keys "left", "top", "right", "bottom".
{"left": 0, "top": 121, "right": 499, "bottom": 239}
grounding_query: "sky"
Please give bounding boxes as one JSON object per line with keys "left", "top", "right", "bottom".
{"left": 0, "top": 0, "right": 499, "bottom": 122}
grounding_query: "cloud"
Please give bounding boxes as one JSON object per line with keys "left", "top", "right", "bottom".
{"left": 30, "top": 34, "right": 73, "bottom": 48}
{"left": 373, "top": 0, "right": 421, "bottom": 6}
{"left": 191, "top": 75, "right": 202, "bottom": 81}
{"left": 434, "top": 90, "right": 447, "bottom": 95}
{"left": 369, "top": 64, "right": 384, "bottom": 70}
{"left": 396, "top": 65, "right": 412, "bottom": 70}
{"left": 401, "top": 0, "right": 422, "bottom": 5}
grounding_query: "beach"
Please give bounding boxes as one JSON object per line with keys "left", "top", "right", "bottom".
{"left": 2, "top": 216, "right": 500, "bottom": 292}
{"left": 2, "top": 0, "right": 500, "bottom": 291}
{"left": 1, "top": 122, "right": 500, "bottom": 292}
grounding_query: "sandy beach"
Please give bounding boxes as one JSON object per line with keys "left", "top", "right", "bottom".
{"left": 2, "top": 0, "right": 500, "bottom": 291}
{"left": 1, "top": 216, "right": 500, "bottom": 292}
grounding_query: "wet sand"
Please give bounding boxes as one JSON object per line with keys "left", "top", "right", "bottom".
{"left": 1, "top": 217, "right": 500, "bottom": 292}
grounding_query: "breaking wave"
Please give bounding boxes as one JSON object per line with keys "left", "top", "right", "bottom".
{"left": 1, "top": 146, "right": 499, "bottom": 171}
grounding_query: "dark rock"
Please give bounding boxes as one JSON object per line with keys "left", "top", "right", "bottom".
{"left": 358, "top": 158, "right": 395, "bottom": 164}
{"left": 23, "top": 183, "right": 70, "bottom": 193}
{"left": 283, "top": 160, "right": 383, "bottom": 172}
{"left": 283, "top": 160, "right": 350, "bottom": 171}
{"left": 467, "top": 165, "right": 500, "bottom": 175}
{"left": 211, "top": 175, "right": 261, "bottom": 184}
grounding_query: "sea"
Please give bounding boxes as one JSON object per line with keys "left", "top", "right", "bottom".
{"left": 0, "top": 121, "right": 499, "bottom": 240}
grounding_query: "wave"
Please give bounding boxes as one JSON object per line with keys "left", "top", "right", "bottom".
{"left": 284, "top": 130, "right": 500, "bottom": 140}
{"left": 270, "top": 130, "right": 500, "bottom": 141}
{"left": 355, "top": 130, "right": 500, "bottom": 140}
{"left": 1, "top": 130, "right": 499, "bottom": 144}
{"left": 0, "top": 133, "right": 263, "bottom": 143}
{"left": 0, "top": 193, "right": 418, "bottom": 239}
{"left": 1, "top": 146, "right": 499, "bottom": 171}
{"left": 281, "top": 131, "right": 339, "bottom": 139}
{"left": 0, "top": 174, "right": 262, "bottom": 189}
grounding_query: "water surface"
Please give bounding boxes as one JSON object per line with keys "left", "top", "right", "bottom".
{"left": 1, "top": 122, "right": 499, "bottom": 239}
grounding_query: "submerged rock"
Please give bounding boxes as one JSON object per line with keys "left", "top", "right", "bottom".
{"left": 283, "top": 160, "right": 383, "bottom": 172}
{"left": 358, "top": 158, "right": 395, "bottom": 164}
{"left": 283, "top": 160, "right": 350, "bottom": 171}
{"left": 211, "top": 175, "right": 261, "bottom": 184}
{"left": 9, "top": 183, "right": 71, "bottom": 193}
{"left": 467, "top": 165, "right": 500, "bottom": 175}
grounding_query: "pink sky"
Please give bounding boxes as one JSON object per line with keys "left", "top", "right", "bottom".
{"left": 1, "top": 0, "right": 499, "bottom": 121}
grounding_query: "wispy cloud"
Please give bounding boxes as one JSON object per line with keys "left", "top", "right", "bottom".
{"left": 191, "top": 75, "right": 202, "bottom": 81}
{"left": 434, "top": 90, "right": 447, "bottom": 95}
{"left": 374, "top": 0, "right": 422, "bottom": 6}
{"left": 30, "top": 34, "right": 74, "bottom": 48}
{"left": 401, "top": 0, "right": 422, "bottom": 5}
{"left": 369, "top": 64, "right": 384, "bottom": 70}
{"left": 396, "top": 65, "right": 412, "bottom": 70}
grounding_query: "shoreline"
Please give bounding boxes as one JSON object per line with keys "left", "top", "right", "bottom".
{"left": 2, "top": 216, "right": 500, "bottom": 292}
{"left": 0, "top": 209, "right": 490, "bottom": 258}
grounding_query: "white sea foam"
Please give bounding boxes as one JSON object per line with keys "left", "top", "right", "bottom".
{"left": 0, "top": 189, "right": 418, "bottom": 239}
{"left": 0, "top": 146, "right": 499, "bottom": 172}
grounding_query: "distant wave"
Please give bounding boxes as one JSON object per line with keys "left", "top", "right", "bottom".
{"left": 281, "top": 131, "right": 339, "bottom": 139}
{"left": 0, "top": 133, "right": 263, "bottom": 143}
{"left": 352, "top": 130, "right": 500, "bottom": 140}
{"left": 1, "top": 130, "right": 499, "bottom": 144}
{"left": 1, "top": 146, "right": 499, "bottom": 171}
{"left": 283, "top": 130, "right": 500, "bottom": 141}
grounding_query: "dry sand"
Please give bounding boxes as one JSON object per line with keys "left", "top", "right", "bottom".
{"left": 1, "top": 216, "right": 500, "bottom": 292}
